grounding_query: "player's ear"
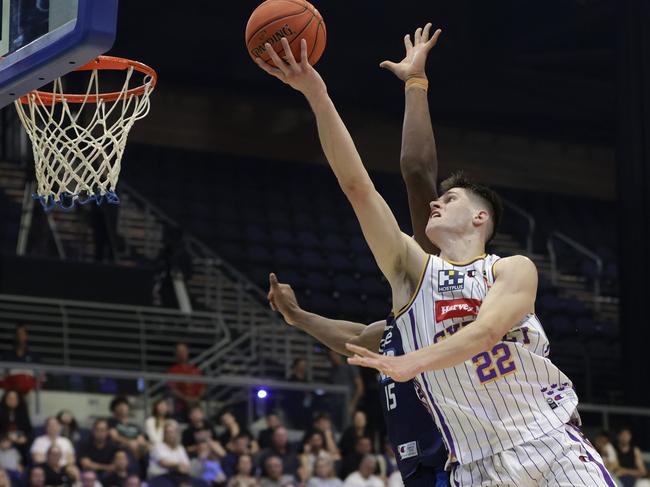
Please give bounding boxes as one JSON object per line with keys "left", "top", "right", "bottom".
{"left": 473, "top": 209, "right": 489, "bottom": 229}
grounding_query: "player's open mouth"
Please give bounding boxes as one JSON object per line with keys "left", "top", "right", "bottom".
{"left": 430, "top": 211, "right": 441, "bottom": 219}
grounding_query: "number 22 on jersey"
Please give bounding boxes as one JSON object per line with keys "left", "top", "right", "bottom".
{"left": 472, "top": 343, "right": 517, "bottom": 384}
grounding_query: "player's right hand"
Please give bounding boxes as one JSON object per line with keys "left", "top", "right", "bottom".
{"left": 268, "top": 272, "right": 301, "bottom": 326}
{"left": 255, "top": 38, "right": 327, "bottom": 100}
{"left": 380, "top": 23, "right": 442, "bottom": 82}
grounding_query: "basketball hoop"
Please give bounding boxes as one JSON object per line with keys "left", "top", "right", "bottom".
{"left": 14, "top": 56, "right": 157, "bottom": 210}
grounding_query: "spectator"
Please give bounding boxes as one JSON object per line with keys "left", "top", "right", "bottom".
{"left": 257, "top": 428, "right": 299, "bottom": 479}
{"left": 217, "top": 411, "right": 256, "bottom": 455}
{"left": 146, "top": 399, "right": 171, "bottom": 447}
{"left": 189, "top": 441, "right": 226, "bottom": 487}
{"left": 377, "top": 441, "right": 396, "bottom": 479}
{"left": 75, "top": 470, "right": 103, "bottom": 487}
{"left": 0, "top": 434, "right": 22, "bottom": 472}
{"left": 38, "top": 444, "right": 79, "bottom": 487}
{"left": 107, "top": 397, "right": 148, "bottom": 459}
{"left": 0, "top": 469, "right": 10, "bottom": 487}
{"left": 282, "top": 360, "right": 311, "bottom": 430}
{"left": 57, "top": 411, "right": 82, "bottom": 445}
{"left": 593, "top": 431, "right": 620, "bottom": 474}
{"left": 0, "top": 326, "right": 42, "bottom": 396}
{"left": 614, "top": 428, "right": 649, "bottom": 487}
{"left": 343, "top": 456, "right": 382, "bottom": 487}
{"left": 226, "top": 455, "right": 258, "bottom": 487}
{"left": 386, "top": 471, "right": 402, "bottom": 487}
{"left": 182, "top": 406, "right": 225, "bottom": 459}
{"left": 148, "top": 421, "right": 191, "bottom": 485}
{"left": 339, "top": 438, "right": 372, "bottom": 480}
{"left": 260, "top": 456, "right": 294, "bottom": 487}
{"left": 27, "top": 467, "right": 46, "bottom": 487}
{"left": 327, "top": 352, "right": 363, "bottom": 422}
{"left": 257, "top": 415, "right": 280, "bottom": 451}
{"left": 221, "top": 435, "right": 251, "bottom": 479}
{"left": 124, "top": 476, "right": 141, "bottom": 487}
{"left": 166, "top": 344, "right": 205, "bottom": 421}
{"left": 101, "top": 450, "right": 131, "bottom": 487}
{"left": 298, "top": 432, "right": 334, "bottom": 481}
{"left": 0, "top": 390, "right": 32, "bottom": 459}
{"left": 338, "top": 412, "right": 369, "bottom": 460}
{"left": 303, "top": 414, "right": 339, "bottom": 461}
{"left": 306, "top": 457, "right": 342, "bottom": 487}
{"left": 78, "top": 419, "right": 118, "bottom": 476}
{"left": 31, "top": 417, "right": 76, "bottom": 466}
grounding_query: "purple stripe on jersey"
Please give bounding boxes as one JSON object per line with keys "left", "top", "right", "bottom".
{"left": 565, "top": 429, "right": 616, "bottom": 487}
{"left": 408, "top": 309, "right": 456, "bottom": 456}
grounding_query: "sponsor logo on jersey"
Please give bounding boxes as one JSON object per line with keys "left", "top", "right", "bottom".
{"left": 435, "top": 298, "right": 482, "bottom": 322}
{"left": 467, "top": 270, "right": 477, "bottom": 277}
{"left": 438, "top": 270, "right": 465, "bottom": 292}
{"left": 397, "top": 441, "right": 419, "bottom": 460}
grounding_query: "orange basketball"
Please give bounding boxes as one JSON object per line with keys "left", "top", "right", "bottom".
{"left": 245, "top": 0, "right": 326, "bottom": 67}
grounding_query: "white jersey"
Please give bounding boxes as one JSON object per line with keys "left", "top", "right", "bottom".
{"left": 394, "top": 253, "right": 579, "bottom": 465}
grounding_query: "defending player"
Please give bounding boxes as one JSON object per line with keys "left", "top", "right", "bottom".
{"left": 268, "top": 25, "right": 449, "bottom": 487}
{"left": 255, "top": 29, "right": 615, "bottom": 487}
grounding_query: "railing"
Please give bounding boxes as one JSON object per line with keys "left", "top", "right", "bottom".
{"left": 502, "top": 198, "right": 536, "bottom": 255}
{"left": 547, "top": 231, "right": 603, "bottom": 306}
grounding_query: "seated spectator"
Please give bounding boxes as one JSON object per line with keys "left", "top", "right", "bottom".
{"left": 108, "top": 397, "right": 149, "bottom": 459}
{"left": 0, "top": 390, "right": 32, "bottom": 459}
{"left": 339, "top": 437, "right": 372, "bottom": 480}
{"left": 221, "top": 435, "right": 252, "bottom": 479}
{"left": 257, "top": 414, "right": 280, "bottom": 451}
{"left": 31, "top": 417, "right": 76, "bottom": 466}
{"left": 299, "top": 432, "right": 334, "bottom": 481}
{"left": 148, "top": 421, "right": 192, "bottom": 486}
{"left": 304, "top": 414, "right": 339, "bottom": 461}
{"left": 182, "top": 406, "right": 225, "bottom": 459}
{"left": 343, "top": 456, "right": 383, "bottom": 487}
{"left": 38, "top": 445, "right": 79, "bottom": 487}
{"left": 306, "top": 458, "right": 342, "bottom": 487}
{"left": 260, "top": 456, "right": 295, "bottom": 487}
{"left": 257, "top": 428, "right": 299, "bottom": 479}
{"left": 338, "top": 412, "right": 368, "bottom": 460}
{"left": 614, "top": 427, "right": 649, "bottom": 487}
{"left": 0, "top": 435, "right": 22, "bottom": 472}
{"left": 217, "top": 411, "right": 257, "bottom": 455}
{"left": 281, "top": 359, "right": 311, "bottom": 430}
{"left": 57, "top": 411, "right": 83, "bottom": 445}
{"left": 189, "top": 441, "right": 226, "bottom": 486}
{"left": 0, "top": 326, "right": 42, "bottom": 396}
{"left": 27, "top": 467, "right": 46, "bottom": 487}
{"left": 101, "top": 450, "right": 131, "bottom": 487}
{"left": 146, "top": 399, "right": 171, "bottom": 447}
{"left": 78, "top": 419, "right": 118, "bottom": 476}
{"left": 0, "top": 469, "right": 10, "bottom": 487}
{"left": 593, "top": 431, "right": 620, "bottom": 474}
{"left": 75, "top": 470, "right": 102, "bottom": 487}
{"left": 226, "top": 455, "right": 258, "bottom": 487}
{"left": 124, "top": 475, "right": 141, "bottom": 487}
{"left": 166, "top": 343, "right": 205, "bottom": 421}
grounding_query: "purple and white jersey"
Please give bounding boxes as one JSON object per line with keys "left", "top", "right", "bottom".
{"left": 395, "top": 253, "right": 579, "bottom": 465}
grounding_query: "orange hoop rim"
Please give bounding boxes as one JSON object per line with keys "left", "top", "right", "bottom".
{"left": 18, "top": 55, "right": 157, "bottom": 106}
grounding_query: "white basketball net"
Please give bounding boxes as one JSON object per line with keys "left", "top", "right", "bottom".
{"left": 14, "top": 65, "right": 154, "bottom": 209}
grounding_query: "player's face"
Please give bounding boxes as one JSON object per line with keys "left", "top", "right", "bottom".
{"left": 425, "top": 189, "right": 476, "bottom": 244}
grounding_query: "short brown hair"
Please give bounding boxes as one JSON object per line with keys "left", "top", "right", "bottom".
{"left": 439, "top": 171, "right": 503, "bottom": 244}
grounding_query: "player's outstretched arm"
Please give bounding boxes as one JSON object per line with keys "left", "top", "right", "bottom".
{"left": 382, "top": 24, "right": 442, "bottom": 254}
{"left": 256, "top": 39, "right": 426, "bottom": 290}
{"left": 347, "top": 256, "right": 538, "bottom": 381}
{"left": 268, "top": 273, "right": 384, "bottom": 356}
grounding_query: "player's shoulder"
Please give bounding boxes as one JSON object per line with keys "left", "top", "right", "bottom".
{"left": 493, "top": 255, "right": 537, "bottom": 278}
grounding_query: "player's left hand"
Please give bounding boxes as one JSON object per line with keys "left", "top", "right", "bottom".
{"left": 380, "top": 23, "right": 442, "bottom": 82}
{"left": 346, "top": 343, "right": 418, "bottom": 382}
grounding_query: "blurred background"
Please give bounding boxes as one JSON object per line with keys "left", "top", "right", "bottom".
{"left": 0, "top": 0, "right": 649, "bottom": 486}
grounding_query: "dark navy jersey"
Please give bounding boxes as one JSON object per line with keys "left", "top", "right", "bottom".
{"left": 378, "top": 314, "right": 447, "bottom": 479}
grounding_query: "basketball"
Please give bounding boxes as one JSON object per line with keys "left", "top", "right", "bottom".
{"left": 245, "top": 0, "right": 326, "bottom": 67}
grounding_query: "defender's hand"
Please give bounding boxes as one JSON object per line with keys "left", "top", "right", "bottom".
{"left": 346, "top": 343, "right": 419, "bottom": 382}
{"left": 268, "top": 273, "right": 301, "bottom": 326}
{"left": 255, "top": 38, "right": 327, "bottom": 100}
{"left": 380, "top": 23, "right": 442, "bottom": 81}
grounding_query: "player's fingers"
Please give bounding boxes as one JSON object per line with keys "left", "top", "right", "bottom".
{"left": 426, "top": 29, "right": 442, "bottom": 49}
{"left": 414, "top": 27, "right": 423, "bottom": 46}
{"left": 265, "top": 43, "right": 290, "bottom": 76}
{"left": 269, "top": 298, "right": 277, "bottom": 312}
{"left": 404, "top": 34, "right": 413, "bottom": 54}
{"left": 379, "top": 60, "right": 398, "bottom": 72}
{"left": 300, "top": 38, "right": 309, "bottom": 67}
{"left": 422, "top": 23, "right": 432, "bottom": 43}
{"left": 281, "top": 37, "right": 298, "bottom": 69}
{"left": 254, "top": 57, "right": 284, "bottom": 79}
{"left": 269, "top": 272, "right": 279, "bottom": 288}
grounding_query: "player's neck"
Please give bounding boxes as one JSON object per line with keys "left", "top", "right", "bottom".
{"left": 437, "top": 235, "right": 486, "bottom": 264}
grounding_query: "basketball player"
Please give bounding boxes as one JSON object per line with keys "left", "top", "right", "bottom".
{"left": 268, "top": 24, "right": 449, "bottom": 487}
{"left": 255, "top": 31, "right": 615, "bottom": 487}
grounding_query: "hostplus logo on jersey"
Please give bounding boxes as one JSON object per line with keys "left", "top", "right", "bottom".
{"left": 438, "top": 269, "right": 465, "bottom": 292}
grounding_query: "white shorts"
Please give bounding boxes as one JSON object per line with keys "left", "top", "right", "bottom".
{"left": 450, "top": 424, "right": 616, "bottom": 487}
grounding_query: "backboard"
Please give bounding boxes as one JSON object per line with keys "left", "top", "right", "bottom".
{"left": 0, "top": 0, "right": 118, "bottom": 109}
